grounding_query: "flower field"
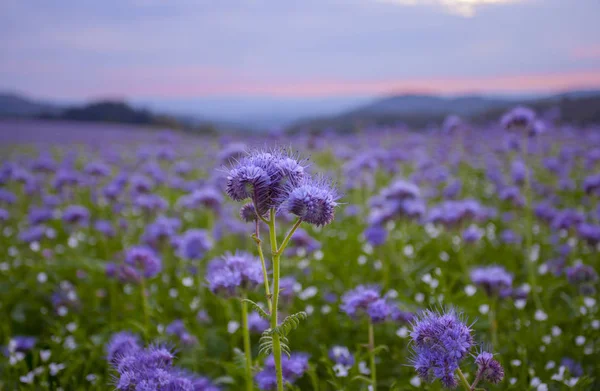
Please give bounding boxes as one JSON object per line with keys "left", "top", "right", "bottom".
{"left": 0, "top": 113, "right": 598, "bottom": 390}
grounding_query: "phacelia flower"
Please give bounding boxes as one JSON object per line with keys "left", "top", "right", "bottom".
{"left": 62, "top": 205, "right": 90, "bottom": 225}
{"left": 410, "top": 309, "right": 474, "bottom": 388}
{"left": 470, "top": 266, "right": 513, "bottom": 297}
{"left": 341, "top": 285, "right": 391, "bottom": 323}
{"left": 328, "top": 346, "right": 355, "bottom": 367}
{"left": 501, "top": 106, "right": 536, "bottom": 131}
{"left": 284, "top": 176, "right": 339, "bottom": 227}
{"left": 124, "top": 246, "right": 162, "bottom": 279}
{"left": 255, "top": 353, "right": 309, "bottom": 390}
{"left": 106, "top": 332, "right": 141, "bottom": 364}
{"left": 206, "top": 251, "right": 264, "bottom": 297}
{"left": 475, "top": 351, "right": 504, "bottom": 384}
{"left": 166, "top": 320, "right": 198, "bottom": 346}
{"left": 176, "top": 229, "right": 212, "bottom": 261}
{"left": 565, "top": 264, "right": 598, "bottom": 295}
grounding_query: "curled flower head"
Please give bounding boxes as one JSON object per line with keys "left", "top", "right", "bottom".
{"left": 239, "top": 203, "right": 258, "bottom": 222}
{"left": 410, "top": 308, "right": 474, "bottom": 388}
{"left": 124, "top": 246, "right": 162, "bottom": 279}
{"left": 501, "top": 106, "right": 536, "bottom": 131}
{"left": 341, "top": 285, "right": 392, "bottom": 323}
{"left": 284, "top": 176, "right": 339, "bottom": 227}
{"left": 176, "top": 229, "right": 212, "bottom": 261}
{"left": 475, "top": 351, "right": 504, "bottom": 385}
{"left": 206, "top": 251, "right": 264, "bottom": 297}
{"left": 470, "top": 266, "right": 513, "bottom": 297}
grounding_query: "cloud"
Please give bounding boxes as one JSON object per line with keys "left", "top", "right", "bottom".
{"left": 378, "top": 0, "right": 525, "bottom": 17}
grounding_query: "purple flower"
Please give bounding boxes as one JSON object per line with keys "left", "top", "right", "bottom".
{"left": 475, "top": 351, "right": 504, "bottom": 384}
{"left": 177, "top": 229, "right": 212, "bottom": 261}
{"left": 133, "top": 194, "right": 168, "bottom": 213}
{"left": 206, "top": 251, "right": 264, "bottom": 297}
{"left": 255, "top": 353, "right": 309, "bottom": 390}
{"left": 560, "top": 357, "right": 584, "bottom": 377}
{"left": 84, "top": 161, "right": 111, "bottom": 177}
{"left": 329, "top": 346, "right": 355, "bottom": 367}
{"left": 62, "top": 205, "right": 90, "bottom": 225}
{"left": 583, "top": 173, "right": 600, "bottom": 195}
{"left": 565, "top": 264, "right": 598, "bottom": 295}
{"left": 0, "top": 208, "right": 8, "bottom": 222}
{"left": 7, "top": 336, "right": 37, "bottom": 353}
{"left": 470, "top": 266, "right": 513, "bottom": 297}
{"left": 166, "top": 320, "right": 198, "bottom": 346}
{"left": 501, "top": 106, "right": 536, "bottom": 131}
{"left": 19, "top": 225, "right": 46, "bottom": 243}
{"left": 0, "top": 189, "right": 16, "bottom": 204}
{"left": 364, "top": 225, "right": 388, "bottom": 246}
{"left": 284, "top": 176, "right": 339, "bottom": 227}
{"left": 142, "top": 216, "right": 181, "bottom": 246}
{"left": 410, "top": 309, "right": 474, "bottom": 388}
{"left": 462, "top": 225, "right": 483, "bottom": 243}
{"left": 341, "top": 285, "right": 391, "bottom": 323}
{"left": 239, "top": 203, "right": 258, "bottom": 222}
{"left": 94, "top": 220, "right": 115, "bottom": 237}
{"left": 577, "top": 223, "right": 600, "bottom": 246}
{"left": 124, "top": 246, "right": 162, "bottom": 279}
{"left": 106, "top": 332, "right": 141, "bottom": 364}
{"left": 248, "top": 312, "right": 270, "bottom": 334}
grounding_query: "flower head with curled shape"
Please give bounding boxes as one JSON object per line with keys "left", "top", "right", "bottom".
{"left": 470, "top": 266, "right": 513, "bottom": 297}
{"left": 501, "top": 106, "right": 536, "bottom": 131}
{"left": 225, "top": 148, "right": 308, "bottom": 217}
{"left": 341, "top": 285, "right": 392, "bottom": 323}
{"left": 206, "top": 251, "right": 264, "bottom": 297}
{"left": 409, "top": 308, "right": 474, "bottom": 389}
{"left": 284, "top": 176, "right": 339, "bottom": 227}
{"left": 124, "top": 246, "right": 162, "bottom": 279}
{"left": 475, "top": 351, "right": 504, "bottom": 385}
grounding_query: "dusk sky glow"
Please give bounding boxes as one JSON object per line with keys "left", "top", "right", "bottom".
{"left": 2, "top": 0, "right": 600, "bottom": 101}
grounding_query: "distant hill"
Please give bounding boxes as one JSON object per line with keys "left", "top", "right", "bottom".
{"left": 288, "top": 90, "right": 600, "bottom": 132}
{"left": 0, "top": 93, "right": 62, "bottom": 117}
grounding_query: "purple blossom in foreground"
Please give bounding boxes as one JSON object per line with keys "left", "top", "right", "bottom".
{"left": 410, "top": 309, "right": 474, "bottom": 389}
{"left": 206, "top": 251, "right": 264, "bottom": 297}
{"left": 284, "top": 176, "right": 339, "bottom": 227}
{"left": 255, "top": 353, "right": 309, "bottom": 390}
{"left": 470, "top": 266, "right": 513, "bottom": 297}
{"left": 105, "top": 332, "right": 141, "bottom": 364}
{"left": 475, "top": 351, "right": 505, "bottom": 384}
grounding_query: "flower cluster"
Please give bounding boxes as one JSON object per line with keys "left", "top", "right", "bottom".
{"left": 225, "top": 148, "right": 338, "bottom": 226}
{"left": 340, "top": 285, "right": 391, "bottom": 323}
{"left": 470, "top": 265, "right": 513, "bottom": 297}
{"left": 409, "top": 309, "right": 474, "bottom": 388}
{"left": 206, "top": 251, "right": 264, "bottom": 297}
{"left": 105, "top": 332, "right": 219, "bottom": 391}
{"left": 254, "top": 353, "right": 309, "bottom": 390}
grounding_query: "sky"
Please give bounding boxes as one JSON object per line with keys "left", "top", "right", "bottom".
{"left": 2, "top": 0, "right": 600, "bottom": 103}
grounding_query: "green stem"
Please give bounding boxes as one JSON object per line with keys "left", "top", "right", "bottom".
{"left": 252, "top": 222, "right": 272, "bottom": 313}
{"left": 241, "top": 297, "right": 254, "bottom": 391}
{"left": 268, "top": 209, "right": 284, "bottom": 391}
{"left": 489, "top": 298, "right": 498, "bottom": 348}
{"left": 456, "top": 368, "right": 471, "bottom": 391}
{"left": 522, "top": 136, "right": 543, "bottom": 310}
{"left": 140, "top": 277, "right": 150, "bottom": 339}
{"left": 368, "top": 322, "right": 377, "bottom": 389}
{"left": 277, "top": 218, "right": 302, "bottom": 255}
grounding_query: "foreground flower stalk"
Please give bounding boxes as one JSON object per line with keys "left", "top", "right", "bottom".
{"left": 241, "top": 295, "right": 254, "bottom": 391}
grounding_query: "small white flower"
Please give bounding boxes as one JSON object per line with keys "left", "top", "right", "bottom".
{"left": 396, "top": 327, "right": 409, "bottom": 338}
{"left": 299, "top": 286, "right": 318, "bottom": 300}
{"left": 580, "top": 306, "right": 588, "bottom": 315}
{"left": 314, "top": 250, "right": 324, "bottom": 260}
{"left": 534, "top": 310, "right": 548, "bottom": 321}
{"left": 332, "top": 363, "right": 350, "bottom": 378}
{"left": 403, "top": 245, "right": 414, "bottom": 257}
{"left": 541, "top": 335, "right": 551, "bottom": 344}
{"left": 415, "top": 293, "right": 424, "bottom": 303}
{"left": 37, "top": 272, "right": 48, "bottom": 283}
{"left": 537, "top": 384, "right": 548, "bottom": 391}
{"left": 33, "top": 366, "right": 45, "bottom": 375}
{"left": 358, "top": 361, "right": 370, "bottom": 375}
{"left": 362, "top": 243, "right": 373, "bottom": 255}
{"left": 511, "top": 359, "right": 521, "bottom": 366}
{"left": 514, "top": 299, "right": 526, "bottom": 309}
{"left": 565, "top": 378, "right": 579, "bottom": 387}
{"left": 591, "top": 320, "right": 600, "bottom": 330}
{"left": 305, "top": 305, "right": 314, "bottom": 315}
{"left": 509, "top": 378, "right": 517, "bottom": 385}
{"left": 373, "top": 260, "right": 382, "bottom": 270}
{"left": 169, "top": 288, "right": 178, "bottom": 298}
{"left": 551, "top": 366, "right": 566, "bottom": 381}
{"left": 227, "top": 321, "right": 240, "bottom": 334}
{"left": 66, "top": 322, "right": 77, "bottom": 333}
{"left": 410, "top": 376, "right": 421, "bottom": 387}
{"left": 551, "top": 326, "right": 562, "bottom": 337}
{"left": 40, "top": 350, "right": 51, "bottom": 362}
{"left": 439, "top": 251, "right": 449, "bottom": 262}
{"left": 358, "top": 255, "right": 367, "bottom": 265}
{"left": 575, "top": 336, "right": 585, "bottom": 346}
{"left": 20, "top": 372, "right": 34, "bottom": 384}
{"left": 182, "top": 277, "right": 193, "bottom": 287}
{"left": 49, "top": 363, "right": 65, "bottom": 376}
{"left": 479, "top": 304, "right": 489, "bottom": 314}
{"left": 86, "top": 374, "right": 97, "bottom": 383}
{"left": 583, "top": 297, "right": 596, "bottom": 308}
{"left": 545, "top": 361, "right": 555, "bottom": 370}
{"left": 530, "top": 376, "right": 541, "bottom": 387}
{"left": 464, "top": 285, "right": 476, "bottom": 296}
{"left": 64, "top": 336, "right": 77, "bottom": 350}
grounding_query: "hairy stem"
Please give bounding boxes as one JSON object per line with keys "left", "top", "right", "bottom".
{"left": 268, "top": 209, "right": 284, "bottom": 391}
{"left": 368, "top": 321, "right": 377, "bottom": 389}
{"left": 456, "top": 368, "right": 471, "bottom": 391}
{"left": 489, "top": 297, "right": 498, "bottom": 347}
{"left": 277, "top": 218, "right": 302, "bottom": 255}
{"left": 253, "top": 220, "right": 272, "bottom": 313}
{"left": 241, "top": 297, "right": 254, "bottom": 391}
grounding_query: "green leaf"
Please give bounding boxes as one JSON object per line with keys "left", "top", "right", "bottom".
{"left": 268, "top": 311, "right": 307, "bottom": 338}
{"left": 242, "top": 298, "right": 270, "bottom": 319}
